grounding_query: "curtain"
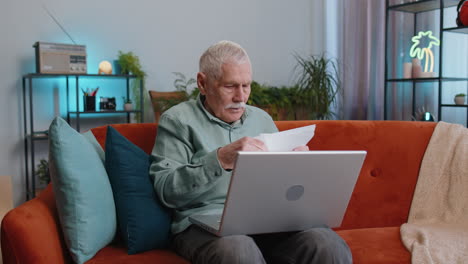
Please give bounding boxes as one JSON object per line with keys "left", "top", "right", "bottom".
{"left": 338, "top": 0, "right": 386, "bottom": 120}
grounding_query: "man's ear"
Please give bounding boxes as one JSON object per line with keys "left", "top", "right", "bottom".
{"left": 197, "top": 72, "right": 207, "bottom": 95}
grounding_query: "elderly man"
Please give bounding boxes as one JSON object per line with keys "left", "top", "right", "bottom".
{"left": 150, "top": 40, "right": 351, "bottom": 264}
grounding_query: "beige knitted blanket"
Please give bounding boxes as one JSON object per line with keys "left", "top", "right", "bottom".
{"left": 400, "top": 122, "right": 468, "bottom": 264}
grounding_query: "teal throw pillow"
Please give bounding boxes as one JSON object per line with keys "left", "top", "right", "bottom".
{"left": 48, "top": 117, "right": 116, "bottom": 264}
{"left": 105, "top": 126, "right": 171, "bottom": 254}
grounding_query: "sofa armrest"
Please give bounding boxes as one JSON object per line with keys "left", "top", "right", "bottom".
{"left": 1, "top": 185, "right": 71, "bottom": 264}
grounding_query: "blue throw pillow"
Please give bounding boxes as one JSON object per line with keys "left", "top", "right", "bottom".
{"left": 105, "top": 126, "right": 171, "bottom": 254}
{"left": 48, "top": 117, "right": 116, "bottom": 264}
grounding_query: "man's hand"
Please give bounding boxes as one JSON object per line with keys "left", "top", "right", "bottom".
{"left": 217, "top": 137, "right": 267, "bottom": 170}
{"left": 293, "top": 145, "right": 309, "bottom": 151}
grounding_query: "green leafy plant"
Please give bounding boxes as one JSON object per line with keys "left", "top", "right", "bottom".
{"left": 150, "top": 73, "right": 199, "bottom": 119}
{"left": 173, "top": 72, "right": 197, "bottom": 98}
{"left": 247, "top": 81, "right": 271, "bottom": 106}
{"left": 455, "top": 93, "right": 466, "bottom": 97}
{"left": 117, "top": 51, "right": 148, "bottom": 121}
{"left": 152, "top": 60, "right": 341, "bottom": 121}
{"left": 271, "top": 85, "right": 300, "bottom": 120}
{"left": 161, "top": 72, "right": 198, "bottom": 109}
{"left": 247, "top": 82, "right": 301, "bottom": 120}
{"left": 35, "top": 159, "right": 50, "bottom": 185}
{"left": 117, "top": 51, "right": 145, "bottom": 77}
{"left": 293, "top": 53, "right": 342, "bottom": 120}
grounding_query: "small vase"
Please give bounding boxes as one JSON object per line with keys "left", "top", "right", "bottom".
{"left": 124, "top": 103, "right": 133, "bottom": 111}
{"left": 454, "top": 96, "right": 466, "bottom": 105}
{"left": 412, "top": 58, "right": 422, "bottom": 78}
{"left": 403, "top": 62, "right": 412, "bottom": 78}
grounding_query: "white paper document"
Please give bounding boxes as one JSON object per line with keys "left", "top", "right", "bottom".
{"left": 254, "top": 125, "right": 316, "bottom": 152}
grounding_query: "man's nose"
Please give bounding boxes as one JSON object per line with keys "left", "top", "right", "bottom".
{"left": 233, "top": 87, "right": 245, "bottom": 102}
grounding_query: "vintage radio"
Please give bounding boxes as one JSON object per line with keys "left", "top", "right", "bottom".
{"left": 34, "top": 42, "right": 87, "bottom": 74}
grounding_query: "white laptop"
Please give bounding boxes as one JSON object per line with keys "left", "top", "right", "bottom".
{"left": 189, "top": 150, "right": 367, "bottom": 236}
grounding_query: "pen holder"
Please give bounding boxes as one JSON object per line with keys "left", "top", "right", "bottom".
{"left": 84, "top": 96, "right": 96, "bottom": 111}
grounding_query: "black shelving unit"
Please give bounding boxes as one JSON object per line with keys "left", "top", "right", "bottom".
{"left": 384, "top": 0, "right": 468, "bottom": 125}
{"left": 22, "top": 73, "right": 144, "bottom": 200}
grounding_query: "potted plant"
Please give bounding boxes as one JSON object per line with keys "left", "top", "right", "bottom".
{"left": 454, "top": 93, "right": 466, "bottom": 105}
{"left": 247, "top": 82, "right": 300, "bottom": 120}
{"left": 149, "top": 73, "right": 200, "bottom": 121}
{"left": 247, "top": 81, "right": 275, "bottom": 117}
{"left": 173, "top": 72, "right": 198, "bottom": 99}
{"left": 152, "top": 72, "right": 196, "bottom": 111}
{"left": 266, "top": 85, "right": 296, "bottom": 120}
{"left": 293, "top": 54, "right": 342, "bottom": 120}
{"left": 116, "top": 51, "right": 148, "bottom": 121}
{"left": 122, "top": 97, "right": 133, "bottom": 111}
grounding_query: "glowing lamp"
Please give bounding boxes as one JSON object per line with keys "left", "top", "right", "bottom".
{"left": 422, "top": 112, "right": 434, "bottom": 122}
{"left": 98, "top": 60, "right": 113, "bottom": 74}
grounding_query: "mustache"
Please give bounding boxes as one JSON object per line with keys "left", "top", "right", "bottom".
{"left": 225, "top": 102, "right": 246, "bottom": 109}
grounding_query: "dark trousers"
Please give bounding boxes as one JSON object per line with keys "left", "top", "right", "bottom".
{"left": 172, "top": 225, "right": 352, "bottom": 264}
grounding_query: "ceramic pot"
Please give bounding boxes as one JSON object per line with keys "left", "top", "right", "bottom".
{"left": 124, "top": 103, "right": 133, "bottom": 111}
{"left": 454, "top": 96, "right": 466, "bottom": 105}
{"left": 412, "top": 58, "right": 422, "bottom": 78}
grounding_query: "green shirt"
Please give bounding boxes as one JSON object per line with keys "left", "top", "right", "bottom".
{"left": 149, "top": 96, "right": 278, "bottom": 234}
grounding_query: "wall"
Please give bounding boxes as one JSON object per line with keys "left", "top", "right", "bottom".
{"left": 0, "top": 0, "right": 323, "bottom": 205}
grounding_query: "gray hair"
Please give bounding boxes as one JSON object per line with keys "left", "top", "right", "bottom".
{"left": 199, "top": 40, "right": 251, "bottom": 81}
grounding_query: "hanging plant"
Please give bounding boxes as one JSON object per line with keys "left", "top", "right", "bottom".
{"left": 116, "top": 51, "right": 148, "bottom": 122}
{"left": 35, "top": 159, "right": 50, "bottom": 185}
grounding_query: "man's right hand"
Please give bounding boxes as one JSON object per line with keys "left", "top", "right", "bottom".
{"left": 217, "top": 137, "right": 267, "bottom": 170}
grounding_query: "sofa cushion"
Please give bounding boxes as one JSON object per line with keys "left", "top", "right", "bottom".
{"left": 275, "top": 120, "right": 436, "bottom": 229}
{"left": 336, "top": 226, "right": 410, "bottom": 263}
{"left": 105, "top": 126, "right": 171, "bottom": 254}
{"left": 82, "top": 130, "right": 105, "bottom": 162}
{"left": 91, "top": 123, "right": 157, "bottom": 154}
{"left": 86, "top": 245, "right": 189, "bottom": 264}
{"left": 48, "top": 117, "right": 116, "bottom": 264}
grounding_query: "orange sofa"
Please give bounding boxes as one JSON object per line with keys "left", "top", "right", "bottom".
{"left": 1, "top": 120, "right": 436, "bottom": 263}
